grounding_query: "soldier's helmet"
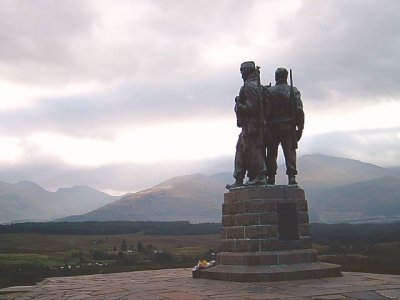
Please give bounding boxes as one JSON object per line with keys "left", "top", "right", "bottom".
{"left": 275, "top": 67, "right": 288, "bottom": 81}
{"left": 240, "top": 61, "right": 256, "bottom": 72}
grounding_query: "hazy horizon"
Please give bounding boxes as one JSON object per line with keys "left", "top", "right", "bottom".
{"left": 0, "top": 0, "right": 399, "bottom": 194}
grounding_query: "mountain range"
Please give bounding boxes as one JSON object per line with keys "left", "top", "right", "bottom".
{"left": 0, "top": 182, "right": 119, "bottom": 223}
{"left": 59, "top": 173, "right": 224, "bottom": 223}
{"left": 59, "top": 154, "right": 400, "bottom": 224}
{"left": 2, "top": 154, "right": 400, "bottom": 224}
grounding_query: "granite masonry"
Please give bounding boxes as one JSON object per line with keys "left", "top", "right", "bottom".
{"left": 193, "top": 186, "right": 341, "bottom": 281}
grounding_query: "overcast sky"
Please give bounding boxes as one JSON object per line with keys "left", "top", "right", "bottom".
{"left": 0, "top": 0, "right": 399, "bottom": 194}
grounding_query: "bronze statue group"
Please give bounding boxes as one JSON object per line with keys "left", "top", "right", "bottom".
{"left": 226, "top": 61, "right": 305, "bottom": 189}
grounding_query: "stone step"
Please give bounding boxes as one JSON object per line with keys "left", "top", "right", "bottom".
{"left": 193, "top": 262, "right": 342, "bottom": 282}
{"left": 217, "top": 249, "right": 318, "bottom": 266}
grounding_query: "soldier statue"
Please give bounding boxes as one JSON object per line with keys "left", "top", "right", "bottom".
{"left": 264, "top": 67, "right": 304, "bottom": 185}
{"left": 226, "top": 61, "right": 266, "bottom": 189}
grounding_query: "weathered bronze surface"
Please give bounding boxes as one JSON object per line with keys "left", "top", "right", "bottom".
{"left": 226, "top": 61, "right": 266, "bottom": 189}
{"left": 227, "top": 64, "right": 305, "bottom": 188}
{"left": 264, "top": 68, "right": 304, "bottom": 185}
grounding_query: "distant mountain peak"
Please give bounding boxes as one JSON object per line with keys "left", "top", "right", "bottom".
{"left": 16, "top": 181, "right": 47, "bottom": 191}
{"left": 0, "top": 181, "right": 118, "bottom": 224}
{"left": 56, "top": 185, "right": 96, "bottom": 193}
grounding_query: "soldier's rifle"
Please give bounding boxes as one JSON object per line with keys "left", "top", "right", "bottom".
{"left": 256, "top": 66, "right": 265, "bottom": 142}
{"left": 289, "top": 69, "right": 298, "bottom": 147}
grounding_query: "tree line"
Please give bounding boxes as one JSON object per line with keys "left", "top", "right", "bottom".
{"left": 0, "top": 221, "right": 221, "bottom": 235}
{"left": 310, "top": 222, "right": 400, "bottom": 246}
{"left": 1, "top": 221, "right": 400, "bottom": 245}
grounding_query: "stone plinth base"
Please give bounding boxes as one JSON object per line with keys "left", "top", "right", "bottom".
{"left": 193, "top": 186, "right": 341, "bottom": 282}
{"left": 217, "top": 249, "right": 318, "bottom": 266}
{"left": 192, "top": 262, "right": 341, "bottom": 282}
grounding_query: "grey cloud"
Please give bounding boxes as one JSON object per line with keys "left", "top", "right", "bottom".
{"left": 0, "top": 0, "right": 254, "bottom": 85}
{"left": 0, "top": 155, "right": 232, "bottom": 193}
{"left": 274, "top": 0, "right": 400, "bottom": 103}
{"left": 0, "top": 0, "right": 398, "bottom": 101}
{"left": 0, "top": 72, "right": 239, "bottom": 137}
{"left": 0, "top": 0, "right": 96, "bottom": 84}
{"left": 1, "top": 127, "right": 399, "bottom": 193}
{"left": 2, "top": 122, "right": 400, "bottom": 193}
{"left": 301, "top": 127, "right": 400, "bottom": 167}
{"left": 1, "top": 0, "right": 400, "bottom": 192}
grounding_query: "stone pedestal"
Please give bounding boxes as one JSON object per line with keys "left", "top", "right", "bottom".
{"left": 193, "top": 186, "right": 341, "bottom": 282}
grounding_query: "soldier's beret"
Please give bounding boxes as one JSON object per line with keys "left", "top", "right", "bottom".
{"left": 240, "top": 61, "right": 256, "bottom": 71}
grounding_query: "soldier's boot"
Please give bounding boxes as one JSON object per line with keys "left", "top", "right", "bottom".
{"left": 288, "top": 175, "right": 297, "bottom": 185}
{"left": 267, "top": 175, "right": 275, "bottom": 185}
{"left": 245, "top": 176, "right": 266, "bottom": 186}
{"left": 226, "top": 179, "right": 243, "bottom": 189}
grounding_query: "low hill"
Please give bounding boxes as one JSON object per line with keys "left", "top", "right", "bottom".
{"left": 311, "top": 176, "right": 400, "bottom": 223}
{"left": 293, "top": 154, "right": 400, "bottom": 222}
{"left": 60, "top": 174, "right": 225, "bottom": 223}
{"left": 292, "top": 154, "right": 394, "bottom": 188}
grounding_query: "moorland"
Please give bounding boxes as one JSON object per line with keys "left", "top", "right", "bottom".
{"left": 1, "top": 221, "right": 400, "bottom": 288}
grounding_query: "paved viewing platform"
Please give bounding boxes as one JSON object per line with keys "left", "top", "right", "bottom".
{"left": 1, "top": 268, "right": 400, "bottom": 299}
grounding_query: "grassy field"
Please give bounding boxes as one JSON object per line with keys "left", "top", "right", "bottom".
{"left": 0, "top": 233, "right": 220, "bottom": 288}
{"left": 0, "top": 233, "right": 219, "bottom": 258}
{"left": 0, "top": 253, "right": 63, "bottom": 266}
{"left": 1, "top": 226, "right": 400, "bottom": 289}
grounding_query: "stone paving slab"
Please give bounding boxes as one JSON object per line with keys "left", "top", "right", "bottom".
{"left": 1, "top": 269, "right": 400, "bottom": 299}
